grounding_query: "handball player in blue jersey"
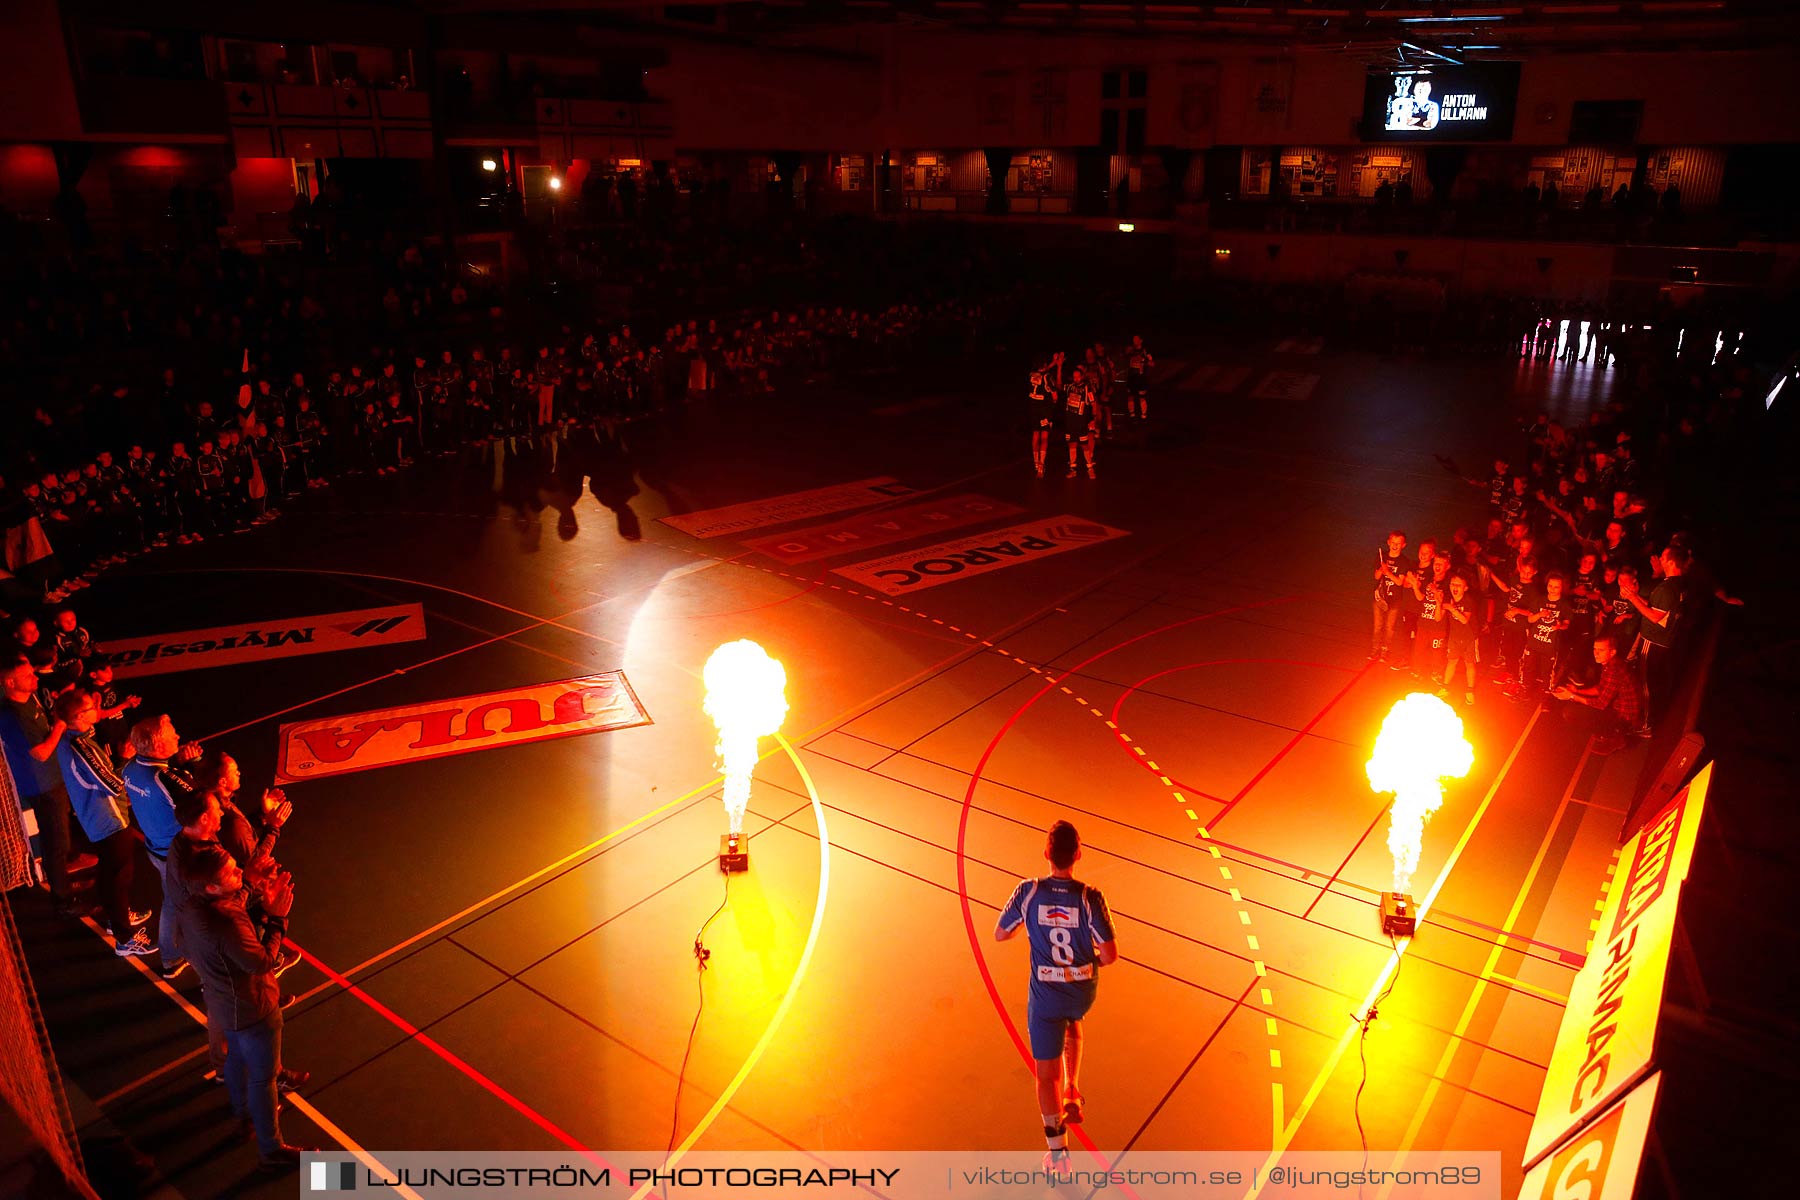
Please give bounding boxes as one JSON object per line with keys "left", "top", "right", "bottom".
{"left": 994, "top": 821, "right": 1118, "bottom": 1156}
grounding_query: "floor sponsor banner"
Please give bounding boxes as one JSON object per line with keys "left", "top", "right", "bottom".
{"left": 1519, "top": 1073, "right": 1661, "bottom": 1200}
{"left": 1203, "top": 364, "right": 1254, "bottom": 393}
{"left": 275, "top": 671, "right": 651, "bottom": 783}
{"left": 1251, "top": 371, "right": 1321, "bottom": 401}
{"left": 101, "top": 604, "right": 427, "bottom": 680}
{"left": 1522, "top": 764, "right": 1710, "bottom": 1168}
{"left": 660, "top": 477, "right": 914, "bottom": 539}
{"left": 832, "top": 516, "right": 1130, "bottom": 596}
{"left": 1177, "top": 364, "right": 1220, "bottom": 391}
{"left": 743, "top": 494, "right": 1025, "bottom": 565}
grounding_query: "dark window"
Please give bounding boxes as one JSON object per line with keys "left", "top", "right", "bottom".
{"left": 1102, "top": 70, "right": 1121, "bottom": 100}
{"left": 1127, "top": 69, "right": 1147, "bottom": 99}
{"left": 1124, "top": 108, "right": 1146, "bottom": 154}
{"left": 1100, "top": 114, "right": 1121, "bottom": 153}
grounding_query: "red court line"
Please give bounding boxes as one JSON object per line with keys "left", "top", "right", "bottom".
{"left": 955, "top": 593, "right": 1307, "bottom": 1169}
{"left": 1206, "top": 662, "right": 1375, "bottom": 829}
{"left": 1106, "top": 658, "right": 1357, "bottom": 806}
{"left": 1298, "top": 798, "right": 1390, "bottom": 921}
{"left": 287, "top": 939, "right": 610, "bottom": 1168}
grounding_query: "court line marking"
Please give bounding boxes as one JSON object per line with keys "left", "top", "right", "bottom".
{"left": 956, "top": 595, "right": 1307, "bottom": 1176}
{"left": 196, "top": 595, "right": 615, "bottom": 741}
{"left": 1374, "top": 741, "right": 1594, "bottom": 1196}
{"left": 1486, "top": 973, "right": 1570, "bottom": 1006}
{"left": 94, "top": 1045, "right": 209, "bottom": 1109}
{"left": 287, "top": 940, "right": 608, "bottom": 1165}
{"left": 1245, "top": 704, "right": 1544, "bottom": 1199}
{"left": 635, "top": 732, "right": 831, "bottom": 1191}
{"left": 72, "top": 915, "right": 426, "bottom": 1200}
{"left": 286, "top": 602, "right": 1046, "bottom": 1006}
{"left": 1208, "top": 663, "right": 1375, "bottom": 828}
{"left": 140, "top": 566, "right": 625, "bottom": 649}
{"left": 285, "top": 767, "right": 748, "bottom": 1003}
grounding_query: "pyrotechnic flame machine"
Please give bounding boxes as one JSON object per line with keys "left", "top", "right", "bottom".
{"left": 1365, "top": 693, "right": 1473, "bottom": 938}
{"left": 702, "top": 640, "right": 788, "bottom": 872}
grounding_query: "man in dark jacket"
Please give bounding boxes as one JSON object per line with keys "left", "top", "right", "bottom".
{"left": 182, "top": 844, "right": 312, "bottom": 1167}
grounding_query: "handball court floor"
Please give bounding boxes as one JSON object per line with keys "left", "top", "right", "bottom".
{"left": 23, "top": 333, "right": 1650, "bottom": 1198}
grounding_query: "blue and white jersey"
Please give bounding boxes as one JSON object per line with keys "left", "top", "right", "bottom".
{"left": 998, "top": 876, "right": 1116, "bottom": 1011}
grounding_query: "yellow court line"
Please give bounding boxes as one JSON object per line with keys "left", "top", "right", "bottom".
{"left": 1245, "top": 705, "right": 1544, "bottom": 1199}
{"left": 1487, "top": 973, "right": 1571, "bottom": 1007}
{"left": 1375, "top": 742, "right": 1592, "bottom": 1197}
{"left": 633, "top": 731, "right": 832, "bottom": 1195}
{"left": 292, "top": 767, "right": 740, "bottom": 999}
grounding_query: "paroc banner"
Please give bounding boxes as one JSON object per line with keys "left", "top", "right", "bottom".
{"left": 831, "top": 517, "right": 1130, "bottom": 596}
{"left": 101, "top": 604, "right": 427, "bottom": 679}
{"left": 275, "top": 671, "right": 651, "bottom": 783}
{"left": 1521, "top": 765, "right": 1710, "bottom": 1168}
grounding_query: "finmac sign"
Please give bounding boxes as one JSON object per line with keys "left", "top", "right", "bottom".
{"left": 1521, "top": 764, "right": 1711, "bottom": 1170}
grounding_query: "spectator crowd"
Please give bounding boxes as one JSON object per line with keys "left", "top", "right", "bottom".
{"left": 2, "top": 603, "right": 312, "bottom": 1166}
{"left": 1367, "top": 398, "right": 1744, "bottom": 754}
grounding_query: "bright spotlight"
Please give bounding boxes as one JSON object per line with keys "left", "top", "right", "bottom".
{"left": 1117, "top": 222, "right": 1135, "bottom": 233}
{"left": 481, "top": 158, "right": 498, "bottom": 172}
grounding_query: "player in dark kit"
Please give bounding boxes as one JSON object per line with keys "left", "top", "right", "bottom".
{"left": 1123, "top": 336, "right": 1153, "bottom": 421}
{"left": 1514, "top": 570, "right": 1570, "bottom": 699}
{"left": 1441, "top": 572, "right": 1480, "bottom": 706}
{"left": 1061, "top": 367, "right": 1097, "bottom": 479}
{"left": 995, "top": 821, "right": 1118, "bottom": 1162}
{"left": 1370, "top": 530, "right": 1408, "bottom": 663}
{"left": 1028, "top": 371, "right": 1057, "bottom": 478}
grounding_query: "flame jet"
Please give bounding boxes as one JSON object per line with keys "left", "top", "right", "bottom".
{"left": 1366, "top": 693, "right": 1473, "bottom": 895}
{"left": 703, "top": 640, "right": 789, "bottom": 836}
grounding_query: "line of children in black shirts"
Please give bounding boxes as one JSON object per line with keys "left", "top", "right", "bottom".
{"left": 1370, "top": 411, "right": 1729, "bottom": 726}
{"left": 1026, "top": 335, "right": 1155, "bottom": 479}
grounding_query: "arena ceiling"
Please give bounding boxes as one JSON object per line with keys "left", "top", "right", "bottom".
{"left": 432, "top": 0, "right": 1798, "bottom": 53}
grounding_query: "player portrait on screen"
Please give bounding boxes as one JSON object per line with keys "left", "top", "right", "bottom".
{"left": 1385, "top": 75, "right": 1415, "bottom": 130}
{"left": 1385, "top": 75, "right": 1442, "bottom": 131}
{"left": 1406, "top": 79, "right": 1440, "bottom": 130}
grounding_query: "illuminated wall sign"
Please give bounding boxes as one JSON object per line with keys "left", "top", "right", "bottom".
{"left": 1519, "top": 1073, "right": 1662, "bottom": 1200}
{"left": 1521, "top": 765, "right": 1711, "bottom": 1168}
{"left": 275, "top": 672, "right": 651, "bottom": 782}
{"left": 1362, "top": 63, "right": 1520, "bottom": 142}
{"left": 101, "top": 604, "right": 427, "bottom": 679}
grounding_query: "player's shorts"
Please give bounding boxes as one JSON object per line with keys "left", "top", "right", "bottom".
{"left": 1027, "top": 989, "right": 1096, "bottom": 1059}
